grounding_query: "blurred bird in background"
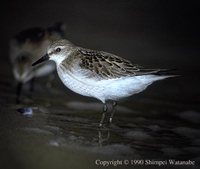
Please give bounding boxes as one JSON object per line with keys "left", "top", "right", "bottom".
{"left": 10, "top": 22, "right": 66, "bottom": 103}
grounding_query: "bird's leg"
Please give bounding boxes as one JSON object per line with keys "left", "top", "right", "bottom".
{"left": 98, "top": 130, "right": 103, "bottom": 147}
{"left": 98, "top": 129, "right": 110, "bottom": 147}
{"left": 109, "top": 101, "right": 117, "bottom": 124}
{"left": 99, "top": 102, "right": 108, "bottom": 127}
{"left": 16, "top": 82, "right": 23, "bottom": 104}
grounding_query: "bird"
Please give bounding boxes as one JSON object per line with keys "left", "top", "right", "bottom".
{"left": 9, "top": 22, "right": 66, "bottom": 103}
{"left": 32, "top": 39, "right": 176, "bottom": 127}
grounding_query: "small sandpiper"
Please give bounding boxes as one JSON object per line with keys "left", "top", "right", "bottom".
{"left": 32, "top": 39, "right": 175, "bottom": 127}
{"left": 10, "top": 22, "right": 66, "bottom": 103}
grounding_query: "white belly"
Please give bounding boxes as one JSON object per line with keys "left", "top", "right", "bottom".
{"left": 57, "top": 66, "right": 169, "bottom": 103}
{"left": 57, "top": 67, "right": 106, "bottom": 100}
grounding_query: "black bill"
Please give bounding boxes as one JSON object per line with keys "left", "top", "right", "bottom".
{"left": 32, "top": 54, "right": 49, "bottom": 66}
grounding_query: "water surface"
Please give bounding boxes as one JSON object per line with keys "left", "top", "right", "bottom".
{"left": 0, "top": 63, "right": 200, "bottom": 169}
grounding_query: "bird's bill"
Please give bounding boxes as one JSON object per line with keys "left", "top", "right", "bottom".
{"left": 32, "top": 54, "right": 49, "bottom": 66}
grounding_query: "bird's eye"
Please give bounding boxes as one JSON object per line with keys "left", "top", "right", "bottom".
{"left": 55, "top": 48, "right": 61, "bottom": 52}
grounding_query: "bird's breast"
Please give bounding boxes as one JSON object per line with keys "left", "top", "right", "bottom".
{"left": 57, "top": 66, "right": 104, "bottom": 98}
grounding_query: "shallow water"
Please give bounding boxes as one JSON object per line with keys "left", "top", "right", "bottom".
{"left": 0, "top": 63, "right": 200, "bottom": 169}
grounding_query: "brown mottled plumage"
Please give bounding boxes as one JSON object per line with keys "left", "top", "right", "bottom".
{"left": 60, "top": 46, "right": 162, "bottom": 80}
{"left": 32, "top": 39, "right": 176, "bottom": 127}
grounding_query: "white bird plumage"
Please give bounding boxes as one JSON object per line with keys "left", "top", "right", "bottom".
{"left": 58, "top": 63, "right": 169, "bottom": 103}
{"left": 32, "top": 39, "right": 175, "bottom": 127}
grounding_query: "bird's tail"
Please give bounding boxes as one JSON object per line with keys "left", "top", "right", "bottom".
{"left": 152, "top": 69, "right": 180, "bottom": 80}
{"left": 152, "top": 69, "right": 177, "bottom": 76}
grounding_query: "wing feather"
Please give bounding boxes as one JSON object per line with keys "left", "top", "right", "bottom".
{"left": 77, "top": 48, "right": 160, "bottom": 79}
{"left": 61, "top": 47, "right": 162, "bottom": 80}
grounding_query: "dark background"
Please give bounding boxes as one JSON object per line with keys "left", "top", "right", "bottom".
{"left": 0, "top": 1, "right": 200, "bottom": 169}
{"left": 1, "top": 0, "right": 200, "bottom": 70}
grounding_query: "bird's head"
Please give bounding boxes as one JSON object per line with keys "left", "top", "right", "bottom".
{"left": 32, "top": 39, "right": 74, "bottom": 66}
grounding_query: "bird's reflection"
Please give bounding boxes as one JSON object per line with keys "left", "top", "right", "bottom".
{"left": 14, "top": 102, "right": 200, "bottom": 161}
{"left": 16, "top": 104, "right": 116, "bottom": 149}
{"left": 98, "top": 129, "right": 110, "bottom": 147}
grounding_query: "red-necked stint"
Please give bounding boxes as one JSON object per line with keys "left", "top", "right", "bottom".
{"left": 32, "top": 39, "right": 176, "bottom": 127}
